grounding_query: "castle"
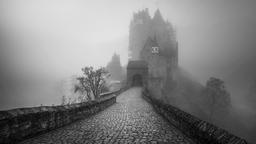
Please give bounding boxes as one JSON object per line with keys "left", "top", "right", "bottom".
{"left": 128, "top": 8, "right": 178, "bottom": 98}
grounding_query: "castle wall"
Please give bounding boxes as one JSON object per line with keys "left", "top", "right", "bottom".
{"left": 147, "top": 77, "right": 163, "bottom": 100}
{"left": 142, "top": 90, "right": 248, "bottom": 144}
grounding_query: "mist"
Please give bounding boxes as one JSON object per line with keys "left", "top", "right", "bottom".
{"left": 0, "top": 0, "right": 256, "bottom": 142}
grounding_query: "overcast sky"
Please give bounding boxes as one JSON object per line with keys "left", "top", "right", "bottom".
{"left": 0, "top": 0, "right": 255, "bottom": 83}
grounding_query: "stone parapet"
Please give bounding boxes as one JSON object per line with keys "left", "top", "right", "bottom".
{"left": 0, "top": 90, "right": 121, "bottom": 144}
{"left": 142, "top": 89, "right": 248, "bottom": 144}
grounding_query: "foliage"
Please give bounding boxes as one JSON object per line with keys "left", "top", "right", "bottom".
{"left": 205, "top": 77, "right": 231, "bottom": 121}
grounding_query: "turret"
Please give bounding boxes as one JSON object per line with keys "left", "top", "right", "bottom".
{"left": 152, "top": 9, "right": 165, "bottom": 24}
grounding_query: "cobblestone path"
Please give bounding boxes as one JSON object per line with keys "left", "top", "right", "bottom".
{"left": 20, "top": 87, "right": 195, "bottom": 144}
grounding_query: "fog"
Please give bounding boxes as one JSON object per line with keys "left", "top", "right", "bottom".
{"left": 0, "top": 0, "right": 256, "bottom": 141}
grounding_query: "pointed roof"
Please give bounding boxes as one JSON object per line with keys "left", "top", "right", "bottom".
{"left": 153, "top": 9, "right": 164, "bottom": 22}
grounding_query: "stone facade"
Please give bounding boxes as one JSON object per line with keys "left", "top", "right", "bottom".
{"left": 0, "top": 90, "right": 122, "bottom": 144}
{"left": 142, "top": 89, "right": 248, "bottom": 144}
{"left": 140, "top": 36, "right": 177, "bottom": 99}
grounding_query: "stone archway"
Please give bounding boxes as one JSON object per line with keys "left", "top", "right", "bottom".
{"left": 126, "top": 60, "right": 148, "bottom": 87}
{"left": 132, "top": 74, "right": 143, "bottom": 86}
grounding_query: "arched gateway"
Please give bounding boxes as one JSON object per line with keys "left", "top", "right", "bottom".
{"left": 127, "top": 60, "right": 148, "bottom": 87}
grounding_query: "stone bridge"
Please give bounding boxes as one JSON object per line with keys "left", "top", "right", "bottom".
{"left": 19, "top": 87, "right": 195, "bottom": 144}
{"left": 0, "top": 87, "right": 248, "bottom": 144}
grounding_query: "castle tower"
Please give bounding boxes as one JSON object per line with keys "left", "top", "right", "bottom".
{"left": 129, "top": 8, "right": 178, "bottom": 82}
{"left": 128, "top": 8, "right": 151, "bottom": 60}
{"left": 128, "top": 8, "right": 179, "bottom": 99}
{"left": 129, "top": 9, "right": 177, "bottom": 61}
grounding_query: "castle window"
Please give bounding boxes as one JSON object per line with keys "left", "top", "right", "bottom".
{"left": 151, "top": 47, "right": 159, "bottom": 54}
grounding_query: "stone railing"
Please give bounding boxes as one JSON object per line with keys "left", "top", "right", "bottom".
{"left": 0, "top": 90, "right": 122, "bottom": 144}
{"left": 142, "top": 89, "right": 248, "bottom": 144}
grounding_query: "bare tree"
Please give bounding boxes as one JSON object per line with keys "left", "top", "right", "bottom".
{"left": 74, "top": 78, "right": 92, "bottom": 102}
{"left": 205, "top": 77, "right": 231, "bottom": 122}
{"left": 75, "top": 66, "right": 109, "bottom": 100}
